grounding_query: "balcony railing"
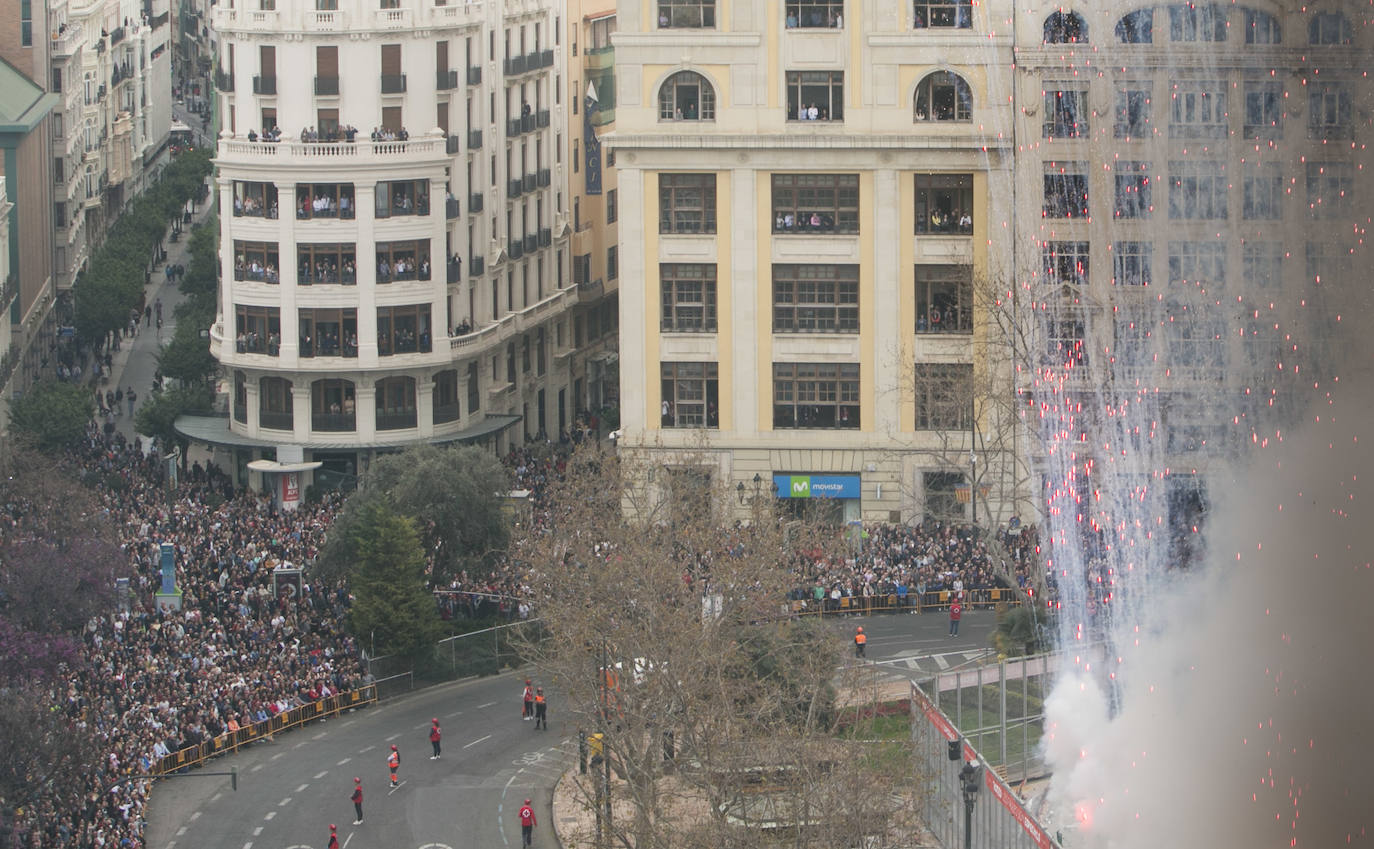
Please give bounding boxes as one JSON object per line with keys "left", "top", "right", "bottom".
{"left": 467, "top": 66, "right": 482, "bottom": 85}
{"left": 310, "top": 10, "right": 344, "bottom": 30}
{"left": 536, "top": 168, "right": 551, "bottom": 188}
{"left": 446, "top": 198, "right": 460, "bottom": 219}
{"left": 508, "top": 240, "right": 524, "bottom": 260}
{"left": 109, "top": 25, "right": 125, "bottom": 45}
{"left": 253, "top": 75, "right": 277, "bottom": 95}
{"left": 375, "top": 7, "right": 410, "bottom": 27}
{"left": 469, "top": 192, "right": 483, "bottom": 213}
{"left": 521, "top": 173, "right": 536, "bottom": 193}
{"left": 218, "top": 135, "right": 448, "bottom": 164}
{"left": 523, "top": 234, "right": 538, "bottom": 254}
{"left": 506, "top": 119, "right": 521, "bottom": 138}
{"left": 468, "top": 129, "right": 482, "bottom": 149}
{"left": 445, "top": 134, "right": 461, "bottom": 154}
{"left": 437, "top": 69, "right": 458, "bottom": 90}
{"left": 508, "top": 179, "right": 523, "bottom": 199}
{"left": 470, "top": 255, "right": 485, "bottom": 275}
{"left": 377, "top": 410, "right": 418, "bottom": 431}
{"left": 315, "top": 75, "right": 339, "bottom": 95}
{"left": 536, "top": 109, "right": 550, "bottom": 128}
{"left": 260, "top": 411, "right": 294, "bottom": 431}
{"left": 538, "top": 227, "right": 551, "bottom": 247}
{"left": 533, "top": 48, "right": 554, "bottom": 69}
{"left": 215, "top": 69, "right": 234, "bottom": 91}
{"left": 380, "top": 74, "right": 407, "bottom": 94}
{"left": 312, "top": 413, "right": 355, "bottom": 432}
{"left": 503, "top": 55, "right": 527, "bottom": 76}
{"left": 433, "top": 403, "right": 460, "bottom": 424}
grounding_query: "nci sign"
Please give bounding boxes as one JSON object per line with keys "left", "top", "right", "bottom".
{"left": 772, "top": 474, "right": 861, "bottom": 499}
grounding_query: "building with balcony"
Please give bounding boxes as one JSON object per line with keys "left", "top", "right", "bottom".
{"left": 612, "top": 0, "right": 1020, "bottom": 525}
{"left": 565, "top": 0, "right": 619, "bottom": 432}
{"left": 190, "top": 0, "right": 574, "bottom": 487}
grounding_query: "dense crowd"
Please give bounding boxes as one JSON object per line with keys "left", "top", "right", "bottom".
{"left": 6, "top": 427, "right": 363, "bottom": 849}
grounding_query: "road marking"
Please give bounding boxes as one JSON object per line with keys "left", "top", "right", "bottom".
{"left": 279, "top": 797, "right": 292, "bottom": 807}
{"left": 934, "top": 654, "right": 951, "bottom": 670}
{"left": 388, "top": 780, "right": 408, "bottom": 795}
{"left": 271, "top": 752, "right": 285, "bottom": 760}
{"left": 189, "top": 813, "right": 201, "bottom": 822}
{"left": 296, "top": 783, "right": 310, "bottom": 792}
{"left": 342, "top": 833, "right": 354, "bottom": 849}
{"left": 211, "top": 792, "right": 222, "bottom": 802}
{"left": 446, "top": 710, "right": 463, "bottom": 717}
{"left": 359, "top": 745, "right": 376, "bottom": 753}
{"left": 313, "top": 732, "right": 326, "bottom": 740}
{"left": 315, "top": 771, "right": 328, "bottom": 779}
{"left": 252, "top": 827, "right": 263, "bottom": 836}
{"left": 251, "top": 764, "right": 264, "bottom": 772}
{"left": 242, "top": 843, "right": 252, "bottom": 849}
{"left": 337, "top": 757, "right": 352, "bottom": 765}
{"left": 477, "top": 701, "right": 497, "bottom": 709}
{"left": 176, "top": 827, "right": 187, "bottom": 836}
{"left": 385, "top": 733, "right": 401, "bottom": 741}
{"left": 464, "top": 734, "right": 492, "bottom": 749}
{"left": 264, "top": 812, "right": 276, "bottom": 821}
{"left": 293, "top": 742, "right": 307, "bottom": 749}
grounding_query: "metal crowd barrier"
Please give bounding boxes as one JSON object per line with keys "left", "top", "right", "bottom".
{"left": 151, "top": 685, "right": 378, "bottom": 775}
{"left": 788, "top": 587, "right": 1022, "bottom": 617}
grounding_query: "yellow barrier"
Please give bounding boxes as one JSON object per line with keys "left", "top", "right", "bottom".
{"left": 152, "top": 685, "right": 377, "bottom": 775}
{"left": 787, "top": 587, "right": 1022, "bottom": 619}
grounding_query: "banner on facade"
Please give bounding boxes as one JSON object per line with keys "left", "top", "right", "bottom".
{"left": 772, "top": 474, "right": 861, "bottom": 499}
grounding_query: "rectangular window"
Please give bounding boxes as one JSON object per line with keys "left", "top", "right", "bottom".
{"left": 1168, "top": 161, "right": 1228, "bottom": 220}
{"left": 1306, "top": 162, "right": 1353, "bottom": 219}
{"left": 772, "top": 264, "right": 859, "bottom": 333}
{"left": 915, "top": 174, "right": 974, "bottom": 234}
{"left": 233, "top": 181, "right": 280, "bottom": 219}
{"left": 297, "top": 243, "right": 357, "bottom": 284}
{"left": 232, "top": 241, "right": 280, "bottom": 282}
{"left": 786, "top": 0, "right": 844, "bottom": 28}
{"left": 661, "top": 264, "right": 717, "bottom": 332}
{"left": 1168, "top": 241, "right": 1226, "bottom": 287}
{"left": 772, "top": 362, "right": 860, "bottom": 429}
{"left": 913, "top": 363, "right": 972, "bottom": 430}
{"left": 375, "top": 241, "right": 433, "bottom": 282}
{"left": 913, "top": 0, "right": 971, "bottom": 29}
{"left": 1112, "top": 241, "right": 1153, "bottom": 286}
{"left": 1308, "top": 82, "right": 1353, "bottom": 139}
{"left": 376, "top": 304, "right": 433, "bottom": 355}
{"left": 20, "top": 0, "right": 32, "bottom": 46}
{"left": 1243, "top": 164, "right": 1283, "bottom": 220}
{"left": 1043, "top": 163, "right": 1089, "bottom": 219}
{"left": 1309, "top": 13, "right": 1352, "bottom": 45}
{"left": 660, "top": 362, "right": 719, "bottom": 427}
{"left": 1113, "top": 161, "right": 1152, "bottom": 219}
{"left": 657, "top": 0, "right": 715, "bottom": 28}
{"left": 771, "top": 174, "right": 859, "bottom": 234}
{"left": 296, "top": 183, "right": 355, "bottom": 220}
{"left": 433, "top": 370, "right": 460, "bottom": 424}
{"left": 915, "top": 264, "right": 972, "bottom": 332}
{"left": 1164, "top": 307, "right": 1226, "bottom": 379}
{"left": 467, "top": 362, "right": 481, "bottom": 413}
{"left": 261, "top": 378, "right": 295, "bottom": 431}
{"left": 298, "top": 308, "right": 358, "bottom": 357}
{"left": 786, "top": 71, "right": 845, "bottom": 121}
{"left": 606, "top": 188, "right": 617, "bottom": 224}
{"left": 659, "top": 173, "right": 717, "bottom": 234}
{"left": 1243, "top": 241, "right": 1282, "bottom": 289}
{"left": 1043, "top": 241, "right": 1090, "bottom": 287}
{"left": 1244, "top": 9, "right": 1281, "bottom": 43}
{"left": 1046, "top": 316, "right": 1088, "bottom": 368}
{"left": 1244, "top": 81, "right": 1283, "bottom": 139}
{"left": 1114, "top": 87, "right": 1151, "bottom": 138}
{"left": 1169, "top": 3, "right": 1226, "bottom": 41}
{"left": 1043, "top": 89, "right": 1089, "bottom": 138}
{"left": 1170, "top": 82, "right": 1227, "bottom": 138}
{"left": 1305, "top": 241, "right": 1351, "bottom": 285}
{"left": 374, "top": 180, "right": 431, "bottom": 217}
{"left": 234, "top": 305, "right": 281, "bottom": 354}
{"left": 607, "top": 246, "right": 618, "bottom": 280}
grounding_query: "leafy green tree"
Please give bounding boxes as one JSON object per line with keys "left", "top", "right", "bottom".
{"left": 7, "top": 381, "right": 93, "bottom": 451}
{"left": 992, "top": 604, "right": 1052, "bottom": 657}
{"left": 345, "top": 503, "right": 444, "bottom": 661}
{"left": 318, "top": 444, "right": 511, "bottom": 585}
{"left": 134, "top": 384, "right": 214, "bottom": 455}
{"left": 156, "top": 325, "right": 217, "bottom": 385}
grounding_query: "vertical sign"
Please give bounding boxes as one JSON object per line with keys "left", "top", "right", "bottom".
{"left": 159, "top": 542, "right": 176, "bottom": 595}
{"left": 281, "top": 471, "right": 300, "bottom": 509}
{"left": 584, "top": 81, "right": 602, "bottom": 195}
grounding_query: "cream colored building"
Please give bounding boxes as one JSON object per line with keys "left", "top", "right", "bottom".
{"left": 197, "top": 0, "right": 576, "bottom": 486}
{"left": 611, "top": 0, "right": 1022, "bottom": 525}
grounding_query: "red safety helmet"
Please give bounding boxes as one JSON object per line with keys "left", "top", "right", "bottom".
{"left": 524, "top": 798, "right": 531, "bottom": 805}
{"left": 432, "top": 717, "right": 439, "bottom": 724}
{"left": 354, "top": 777, "right": 361, "bottom": 784}
{"left": 330, "top": 824, "right": 337, "bottom": 831}
{"left": 391, "top": 744, "right": 398, "bottom": 751}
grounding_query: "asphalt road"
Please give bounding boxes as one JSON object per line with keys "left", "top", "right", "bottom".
{"left": 143, "top": 609, "right": 998, "bottom": 849}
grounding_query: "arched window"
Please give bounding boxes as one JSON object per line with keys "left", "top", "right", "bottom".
{"left": 311, "top": 378, "right": 355, "bottom": 431}
{"left": 659, "top": 71, "right": 715, "bottom": 121}
{"left": 915, "top": 71, "right": 972, "bottom": 122}
{"left": 433, "top": 369, "right": 459, "bottom": 424}
{"left": 1309, "top": 13, "right": 1351, "bottom": 45}
{"left": 1044, "top": 11, "right": 1087, "bottom": 43}
{"left": 376, "top": 377, "right": 417, "bottom": 431}
{"left": 259, "top": 377, "right": 294, "bottom": 431}
{"left": 1116, "top": 9, "right": 1153, "bottom": 43}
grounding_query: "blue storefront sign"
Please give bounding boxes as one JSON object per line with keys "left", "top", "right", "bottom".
{"left": 773, "top": 474, "right": 861, "bottom": 499}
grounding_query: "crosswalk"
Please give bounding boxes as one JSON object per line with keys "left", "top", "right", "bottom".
{"left": 866, "top": 648, "right": 993, "bottom": 685}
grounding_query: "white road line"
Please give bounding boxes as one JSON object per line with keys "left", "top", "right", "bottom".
{"left": 279, "top": 797, "right": 292, "bottom": 806}
{"left": 242, "top": 842, "right": 252, "bottom": 849}
{"left": 296, "top": 784, "right": 310, "bottom": 792}
{"left": 464, "top": 734, "right": 492, "bottom": 749}
{"left": 359, "top": 745, "right": 376, "bottom": 753}
{"left": 270, "top": 752, "right": 284, "bottom": 760}
{"left": 477, "top": 701, "right": 497, "bottom": 709}
{"left": 315, "top": 771, "right": 329, "bottom": 779}
{"left": 388, "top": 780, "right": 408, "bottom": 795}
{"left": 211, "top": 792, "right": 222, "bottom": 802}
{"left": 342, "top": 833, "right": 354, "bottom": 849}
{"left": 293, "top": 742, "right": 307, "bottom": 749}
{"left": 446, "top": 710, "right": 463, "bottom": 717}
{"left": 251, "top": 764, "right": 264, "bottom": 772}
{"left": 312, "top": 732, "right": 326, "bottom": 740}
{"left": 252, "top": 827, "right": 263, "bottom": 836}
{"left": 189, "top": 812, "right": 202, "bottom": 822}
{"left": 176, "top": 827, "right": 187, "bottom": 836}
{"left": 264, "top": 812, "right": 276, "bottom": 821}
{"left": 165, "top": 842, "right": 175, "bottom": 849}
{"left": 385, "top": 733, "right": 401, "bottom": 741}
{"left": 337, "top": 757, "right": 352, "bottom": 765}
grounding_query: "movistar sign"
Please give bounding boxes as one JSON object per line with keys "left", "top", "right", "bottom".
{"left": 772, "top": 474, "right": 861, "bottom": 499}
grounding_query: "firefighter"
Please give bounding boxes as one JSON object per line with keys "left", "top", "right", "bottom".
{"left": 854, "top": 625, "right": 867, "bottom": 658}
{"left": 387, "top": 744, "right": 400, "bottom": 787}
{"left": 533, "top": 688, "right": 547, "bottom": 730}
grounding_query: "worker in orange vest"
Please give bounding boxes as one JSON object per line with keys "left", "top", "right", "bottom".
{"left": 387, "top": 744, "right": 400, "bottom": 787}
{"left": 518, "top": 798, "right": 537, "bottom": 848}
{"left": 533, "top": 687, "right": 547, "bottom": 730}
{"left": 854, "top": 625, "right": 867, "bottom": 658}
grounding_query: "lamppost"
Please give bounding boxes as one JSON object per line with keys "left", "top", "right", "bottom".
{"left": 968, "top": 451, "right": 977, "bottom": 530}
{"left": 736, "top": 473, "right": 765, "bottom": 523}
{"left": 959, "top": 758, "right": 983, "bottom": 849}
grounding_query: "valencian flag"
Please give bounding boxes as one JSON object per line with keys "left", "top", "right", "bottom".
{"left": 584, "top": 80, "right": 602, "bottom": 195}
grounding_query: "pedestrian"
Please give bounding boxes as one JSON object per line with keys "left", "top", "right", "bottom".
{"left": 948, "top": 597, "right": 962, "bottom": 637}
{"left": 522, "top": 679, "right": 534, "bottom": 721}
{"left": 518, "top": 798, "right": 537, "bottom": 848}
{"left": 387, "top": 744, "right": 400, "bottom": 787}
{"left": 127, "top": 386, "right": 137, "bottom": 416}
{"left": 429, "top": 718, "right": 442, "bottom": 759}
{"left": 327, "top": 824, "right": 339, "bottom": 849}
{"left": 144, "top": 306, "right": 152, "bottom": 327}
{"left": 533, "top": 688, "right": 547, "bottom": 730}
{"left": 350, "top": 777, "right": 364, "bottom": 824}
{"left": 115, "top": 387, "right": 124, "bottom": 416}
{"left": 854, "top": 625, "right": 867, "bottom": 658}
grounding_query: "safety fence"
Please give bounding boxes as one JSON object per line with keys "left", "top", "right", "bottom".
{"left": 910, "top": 678, "right": 1059, "bottom": 849}
{"left": 151, "top": 685, "right": 377, "bottom": 775}
{"left": 788, "top": 586, "right": 1024, "bottom": 618}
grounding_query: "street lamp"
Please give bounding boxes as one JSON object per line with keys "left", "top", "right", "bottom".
{"left": 960, "top": 758, "right": 982, "bottom": 849}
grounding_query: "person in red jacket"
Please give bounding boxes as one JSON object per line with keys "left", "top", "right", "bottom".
{"left": 350, "top": 777, "right": 364, "bottom": 824}
{"left": 327, "top": 824, "right": 339, "bottom": 849}
{"left": 518, "top": 798, "right": 537, "bottom": 848}
{"left": 948, "top": 597, "right": 963, "bottom": 637}
{"left": 522, "top": 679, "right": 535, "bottom": 720}
{"left": 430, "top": 717, "right": 442, "bottom": 759}
{"left": 388, "top": 744, "right": 400, "bottom": 787}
